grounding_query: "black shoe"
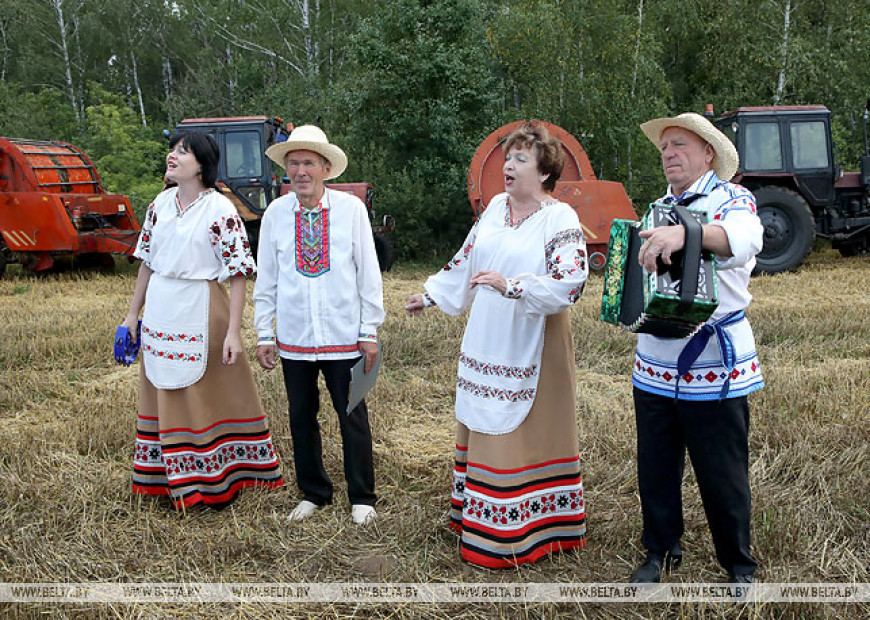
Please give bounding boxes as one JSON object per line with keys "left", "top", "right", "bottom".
{"left": 629, "top": 553, "right": 664, "bottom": 583}
{"left": 629, "top": 543, "right": 683, "bottom": 584}
{"left": 729, "top": 573, "right": 755, "bottom": 584}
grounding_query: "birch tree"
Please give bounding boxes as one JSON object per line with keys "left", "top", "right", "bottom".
{"left": 773, "top": 0, "right": 793, "bottom": 105}
{"left": 37, "top": 0, "right": 84, "bottom": 121}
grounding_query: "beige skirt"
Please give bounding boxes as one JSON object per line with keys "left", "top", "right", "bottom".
{"left": 449, "top": 309, "right": 586, "bottom": 567}
{"left": 132, "top": 279, "right": 282, "bottom": 508}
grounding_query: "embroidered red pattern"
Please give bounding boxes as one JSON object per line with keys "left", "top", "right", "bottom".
{"left": 209, "top": 214, "right": 255, "bottom": 277}
{"left": 141, "top": 325, "right": 203, "bottom": 343}
{"left": 142, "top": 343, "right": 202, "bottom": 362}
{"left": 458, "top": 352, "right": 537, "bottom": 379}
{"left": 277, "top": 341, "right": 358, "bottom": 354}
{"left": 295, "top": 207, "right": 330, "bottom": 277}
{"left": 545, "top": 228, "right": 587, "bottom": 285}
{"left": 137, "top": 203, "right": 157, "bottom": 255}
{"left": 456, "top": 376, "right": 536, "bottom": 402}
{"left": 443, "top": 221, "right": 478, "bottom": 272}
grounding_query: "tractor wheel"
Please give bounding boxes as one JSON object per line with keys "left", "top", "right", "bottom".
{"left": 374, "top": 234, "right": 394, "bottom": 272}
{"left": 752, "top": 186, "right": 815, "bottom": 275}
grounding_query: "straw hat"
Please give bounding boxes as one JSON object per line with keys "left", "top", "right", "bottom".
{"left": 640, "top": 112, "right": 739, "bottom": 181}
{"left": 265, "top": 125, "right": 348, "bottom": 180}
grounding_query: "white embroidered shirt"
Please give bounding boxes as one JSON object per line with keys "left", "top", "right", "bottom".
{"left": 633, "top": 170, "right": 766, "bottom": 399}
{"left": 133, "top": 187, "right": 256, "bottom": 282}
{"left": 253, "top": 188, "right": 385, "bottom": 360}
{"left": 425, "top": 193, "right": 588, "bottom": 434}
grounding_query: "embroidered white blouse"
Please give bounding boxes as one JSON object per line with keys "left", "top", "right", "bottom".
{"left": 132, "top": 187, "right": 256, "bottom": 389}
{"left": 252, "top": 188, "right": 385, "bottom": 361}
{"left": 424, "top": 193, "right": 588, "bottom": 435}
{"left": 133, "top": 187, "right": 256, "bottom": 282}
{"left": 633, "top": 171, "right": 766, "bottom": 400}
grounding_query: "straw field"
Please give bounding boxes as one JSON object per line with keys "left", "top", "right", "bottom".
{"left": 0, "top": 248, "right": 868, "bottom": 619}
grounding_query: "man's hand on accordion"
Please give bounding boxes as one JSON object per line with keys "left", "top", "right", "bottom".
{"left": 639, "top": 224, "right": 734, "bottom": 272}
{"left": 638, "top": 225, "right": 685, "bottom": 272}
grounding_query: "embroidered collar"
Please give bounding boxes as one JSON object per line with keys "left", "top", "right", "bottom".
{"left": 663, "top": 170, "right": 722, "bottom": 203}
{"left": 300, "top": 201, "right": 323, "bottom": 214}
{"left": 294, "top": 189, "right": 329, "bottom": 213}
{"left": 504, "top": 195, "right": 556, "bottom": 228}
{"left": 175, "top": 188, "right": 214, "bottom": 217}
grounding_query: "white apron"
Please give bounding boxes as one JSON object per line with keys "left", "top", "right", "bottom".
{"left": 141, "top": 273, "right": 210, "bottom": 390}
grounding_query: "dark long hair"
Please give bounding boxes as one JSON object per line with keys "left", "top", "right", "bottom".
{"left": 169, "top": 130, "right": 221, "bottom": 189}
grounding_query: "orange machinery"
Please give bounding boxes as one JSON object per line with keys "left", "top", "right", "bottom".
{"left": 467, "top": 120, "right": 637, "bottom": 269}
{"left": 0, "top": 137, "right": 140, "bottom": 275}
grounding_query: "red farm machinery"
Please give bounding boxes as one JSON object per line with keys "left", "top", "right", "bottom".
{"left": 0, "top": 137, "right": 140, "bottom": 277}
{"left": 468, "top": 120, "right": 637, "bottom": 269}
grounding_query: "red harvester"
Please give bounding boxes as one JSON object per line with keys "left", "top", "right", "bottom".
{"left": 0, "top": 137, "right": 140, "bottom": 276}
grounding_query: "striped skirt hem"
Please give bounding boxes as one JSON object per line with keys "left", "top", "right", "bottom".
{"left": 449, "top": 446, "right": 587, "bottom": 569}
{"left": 133, "top": 412, "right": 283, "bottom": 509}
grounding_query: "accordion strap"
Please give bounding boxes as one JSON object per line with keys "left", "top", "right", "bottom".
{"left": 672, "top": 202, "right": 702, "bottom": 311}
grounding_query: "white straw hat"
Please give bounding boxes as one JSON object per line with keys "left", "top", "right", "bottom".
{"left": 641, "top": 112, "right": 739, "bottom": 181}
{"left": 265, "top": 125, "right": 348, "bottom": 180}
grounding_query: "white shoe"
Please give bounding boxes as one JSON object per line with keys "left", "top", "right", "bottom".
{"left": 288, "top": 500, "right": 319, "bottom": 521}
{"left": 351, "top": 504, "right": 377, "bottom": 525}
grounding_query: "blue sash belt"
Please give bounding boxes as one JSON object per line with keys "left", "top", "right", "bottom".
{"left": 675, "top": 310, "right": 745, "bottom": 399}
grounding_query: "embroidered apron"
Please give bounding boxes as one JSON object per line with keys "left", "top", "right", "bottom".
{"left": 141, "top": 274, "right": 209, "bottom": 389}
{"left": 452, "top": 222, "right": 547, "bottom": 435}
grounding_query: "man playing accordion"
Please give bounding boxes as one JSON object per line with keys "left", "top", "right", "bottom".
{"left": 629, "top": 113, "right": 765, "bottom": 584}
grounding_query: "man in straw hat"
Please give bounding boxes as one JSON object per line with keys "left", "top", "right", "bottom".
{"left": 628, "top": 113, "right": 765, "bottom": 583}
{"left": 253, "top": 125, "right": 384, "bottom": 525}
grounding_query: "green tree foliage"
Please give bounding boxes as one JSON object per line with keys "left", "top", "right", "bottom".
{"left": 76, "top": 87, "right": 166, "bottom": 221}
{"left": 341, "top": 0, "right": 503, "bottom": 258}
{"left": 0, "top": 82, "right": 77, "bottom": 140}
{"left": 1, "top": 0, "right": 868, "bottom": 258}
{"left": 489, "top": 0, "right": 671, "bottom": 204}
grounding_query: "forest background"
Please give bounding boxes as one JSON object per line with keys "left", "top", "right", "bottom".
{"left": 1, "top": 0, "right": 869, "bottom": 259}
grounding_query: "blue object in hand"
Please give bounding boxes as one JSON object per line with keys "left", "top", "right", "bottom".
{"left": 114, "top": 321, "right": 142, "bottom": 366}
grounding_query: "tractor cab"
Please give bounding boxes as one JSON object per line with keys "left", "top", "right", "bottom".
{"left": 175, "top": 116, "right": 288, "bottom": 228}
{"left": 713, "top": 104, "right": 870, "bottom": 272}
{"left": 715, "top": 106, "right": 835, "bottom": 207}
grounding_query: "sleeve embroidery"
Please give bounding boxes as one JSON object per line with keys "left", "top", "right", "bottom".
{"left": 544, "top": 228, "right": 587, "bottom": 301}
{"left": 136, "top": 202, "right": 157, "bottom": 257}
{"left": 545, "top": 229, "right": 586, "bottom": 276}
{"left": 504, "top": 278, "right": 523, "bottom": 299}
{"left": 209, "top": 214, "right": 256, "bottom": 277}
{"left": 712, "top": 194, "right": 757, "bottom": 220}
{"left": 423, "top": 292, "right": 437, "bottom": 307}
{"left": 442, "top": 220, "right": 479, "bottom": 272}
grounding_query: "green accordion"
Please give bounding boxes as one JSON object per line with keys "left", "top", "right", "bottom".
{"left": 599, "top": 202, "right": 719, "bottom": 338}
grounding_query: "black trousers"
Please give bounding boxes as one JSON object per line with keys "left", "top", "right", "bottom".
{"left": 633, "top": 387, "right": 757, "bottom": 576}
{"left": 280, "top": 357, "right": 376, "bottom": 507}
